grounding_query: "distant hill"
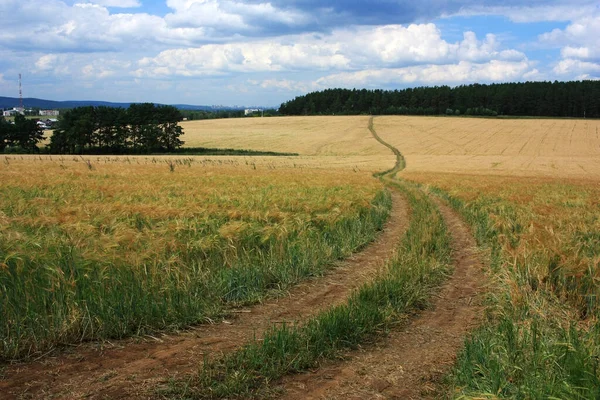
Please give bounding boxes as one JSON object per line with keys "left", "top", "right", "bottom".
{"left": 0, "top": 96, "right": 248, "bottom": 111}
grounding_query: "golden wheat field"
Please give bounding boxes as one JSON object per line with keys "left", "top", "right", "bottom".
{"left": 375, "top": 116, "right": 600, "bottom": 178}
{"left": 181, "top": 116, "right": 387, "bottom": 156}
{"left": 182, "top": 116, "right": 600, "bottom": 179}
{"left": 180, "top": 116, "right": 397, "bottom": 173}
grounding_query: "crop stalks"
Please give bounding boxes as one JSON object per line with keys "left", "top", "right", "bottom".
{"left": 164, "top": 180, "right": 451, "bottom": 399}
{"left": 0, "top": 158, "right": 389, "bottom": 360}
{"left": 404, "top": 173, "right": 600, "bottom": 399}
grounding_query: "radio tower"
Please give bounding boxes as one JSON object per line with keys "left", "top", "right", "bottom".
{"left": 19, "top": 73, "right": 23, "bottom": 110}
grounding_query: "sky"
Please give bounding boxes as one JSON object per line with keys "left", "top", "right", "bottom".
{"left": 0, "top": 0, "right": 599, "bottom": 107}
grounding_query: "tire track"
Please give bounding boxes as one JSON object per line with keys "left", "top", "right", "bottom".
{"left": 369, "top": 116, "right": 406, "bottom": 177}
{"left": 275, "top": 116, "right": 487, "bottom": 399}
{"left": 277, "top": 197, "right": 486, "bottom": 400}
{"left": 0, "top": 193, "right": 410, "bottom": 400}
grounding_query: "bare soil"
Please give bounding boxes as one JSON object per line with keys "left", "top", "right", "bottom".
{"left": 0, "top": 192, "right": 409, "bottom": 400}
{"left": 277, "top": 197, "right": 487, "bottom": 400}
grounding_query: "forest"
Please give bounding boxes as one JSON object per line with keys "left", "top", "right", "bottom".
{"left": 49, "top": 103, "right": 184, "bottom": 154}
{"left": 279, "top": 81, "right": 600, "bottom": 118}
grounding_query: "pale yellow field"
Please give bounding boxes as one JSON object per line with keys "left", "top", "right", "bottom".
{"left": 182, "top": 116, "right": 600, "bottom": 179}
{"left": 375, "top": 116, "right": 600, "bottom": 179}
{"left": 181, "top": 116, "right": 395, "bottom": 173}
{"left": 182, "top": 116, "right": 388, "bottom": 156}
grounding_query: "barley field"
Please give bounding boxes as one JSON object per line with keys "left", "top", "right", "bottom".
{"left": 0, "top": 155, "right": 389, "bottom": 359}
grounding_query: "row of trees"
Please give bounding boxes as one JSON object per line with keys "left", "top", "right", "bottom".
{"left": 0, "top": 115, "right": 45, "bottom": 153}
{"left": 179, "top": 108, "right": 279, "bottom": 120}
{"left": 50, "top": 104, "right": 184, "bottom": 154}
{"left": 279, "top": 81, "right": 600, "bottom": 118}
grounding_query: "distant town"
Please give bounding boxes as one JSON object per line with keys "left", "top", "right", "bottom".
{"left": 2, "top": 107, "right": 59, "bottom": 118}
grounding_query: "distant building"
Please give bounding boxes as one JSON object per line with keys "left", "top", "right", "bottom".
{"left": 244, "top": 108, "right": 261, "bottom": 116}
{"left": 3, "top": 108, "right": 23, "bottom": 117}
{"left": 39, "top": 110, "right": 60, "bottom": 116}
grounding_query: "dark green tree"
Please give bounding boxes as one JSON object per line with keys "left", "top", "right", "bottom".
{"left": 279, "top": 80, "right": 600, "bottom": 118}
{"left": 156, "top": 105, "right": 184, "bottom": 151}
{"left": 11, "top": 115, "right": 45, "bottom": 152}
{"left": 0, "top": 117, "right": 10, "bottom": 152}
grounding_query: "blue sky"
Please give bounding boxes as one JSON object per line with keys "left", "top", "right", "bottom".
{"left": 0, "top": 0, "right": 599, "bottom": 107}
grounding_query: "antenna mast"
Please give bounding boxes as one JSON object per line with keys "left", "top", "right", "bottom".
{"left": 19, "top": 73, "right": 23, "bottom": 109}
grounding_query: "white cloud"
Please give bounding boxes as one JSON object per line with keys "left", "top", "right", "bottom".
{"left": 561, "top": 47, "right": 590, "bottom": 59}
{"left": 0, "top": 1, "right": 212, "bottom": 53}
{"left": 134, "top": 24, "right": 526, "bottom": 78}
{"left": 83, "top": 0, "right": 141, "bottom": 7}
{"left": 134, "top": 40, "right": 351, "bottom": 77}
{"left": 164, "top": 0, "right": 308, "bottom": 30}
{"left": 554, "top": 59, "right": 600, "bottom": 76}
{"left": 35, "top": 54, "right": 58, "bottom": 71}
{"left": 538, "top": 13, "right": 600, "bottom": 79}
{"left": 453, "top": 3, "right": 598, "bottom": 23}
{"left": 248, "top": 78, "right": 319, "bottom": 93}
{"left": 316, "top": 60, "right": 536, "bottom": 87}
{"left": 540, "top": 15, "right": 600, "bottom": 61}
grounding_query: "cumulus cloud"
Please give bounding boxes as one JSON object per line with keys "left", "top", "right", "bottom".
{"left": 135, "top": 39, "right": 351, "bottom": 77}
{"left": 0, "top": 1, "right": 171, "bottom": 52}
{"left": 554, "top": 59, "right": 600, "bottom": 76}
{"left": 0, "top": 0, "right": 313, "bottom": 54}
{"left": 538, "top": 13, "right": 600, "bottom": 78}
{"left": 540, "top": 15, "right": 600, "bottom": 60}
{"left": 135, "top": 24, "right": 526, "bottom": 78}
{"left": 1, "top": 0, "right": 591, "bottom": 104}
{"left": 316, "top": 60, "right": 536, "bottom": 88}
{"left": 164, "top": 0, "right": 309, "bottom": 32}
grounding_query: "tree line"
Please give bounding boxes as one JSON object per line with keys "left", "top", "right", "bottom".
{"left": 279, "top": 81, "right": 600, "bottom": 118}
{"left": 50, "top": 103, "right": 184, "bottom": 154}
{"left": 179, "top": 108, "right": 279, "bottom": 120}
{"left": 0, "top": 114, "right": 45, "bottom": 153}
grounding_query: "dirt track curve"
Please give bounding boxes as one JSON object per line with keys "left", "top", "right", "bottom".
{"left": 278, "top": 198, "right": 486, "bottom": 399}
{"left": 0, "top": 192, "right": 409, "bottom": 399}
{"left": 273, "top": 116, "right": 487, "bottom": 399}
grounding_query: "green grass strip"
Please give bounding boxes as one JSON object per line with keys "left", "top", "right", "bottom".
{"left": 165, "top": 180, "right": 451, "bottom": 399}
{"left": 369, "top": 116, "right": 406, "bottom": 178}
